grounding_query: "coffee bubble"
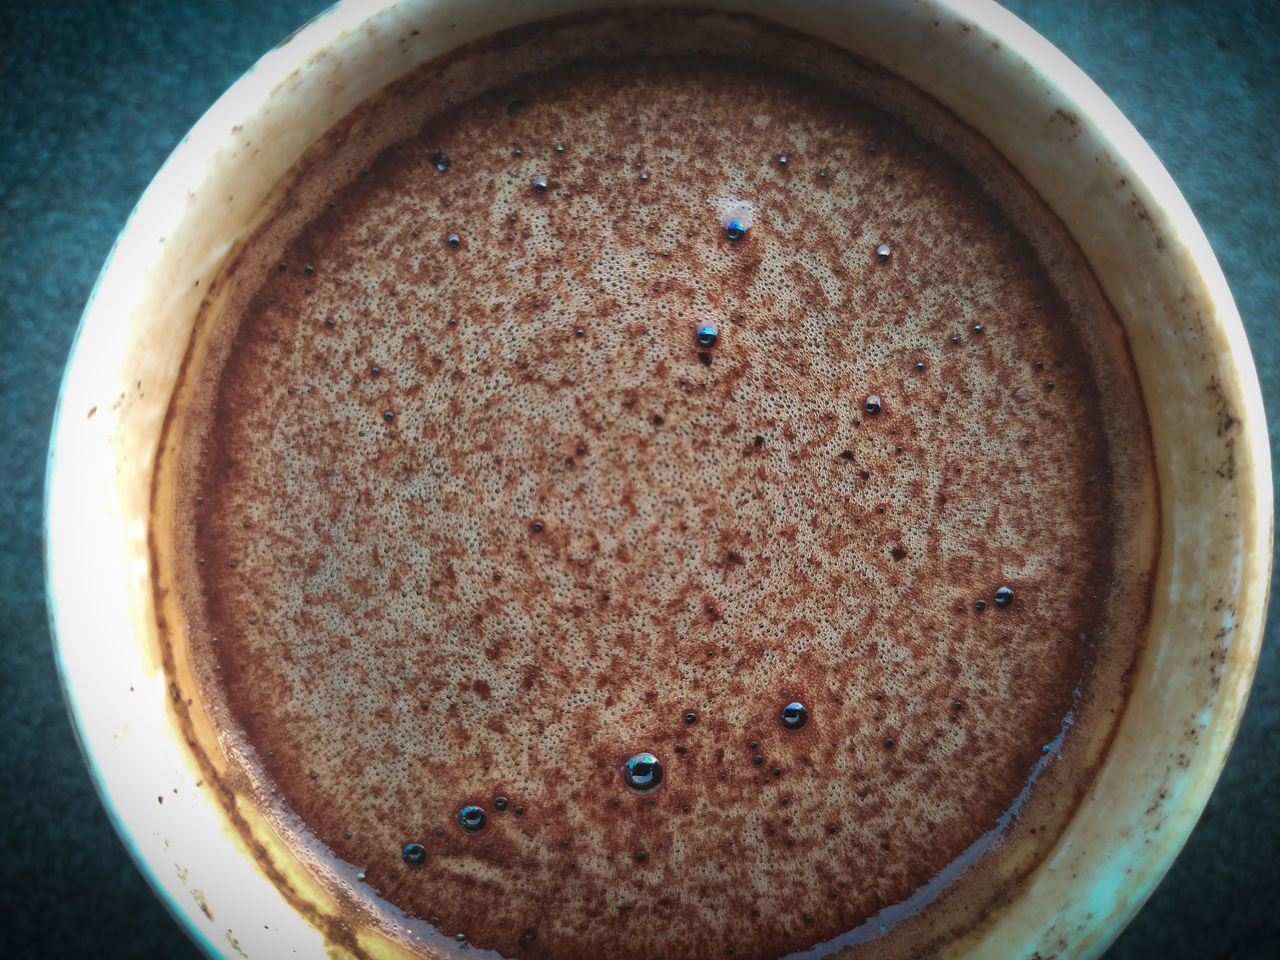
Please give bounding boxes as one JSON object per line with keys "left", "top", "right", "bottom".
{"left": 623, "top": 753, "right": 664, "bottom": 792}
{"left": 458, "top": 805, "right": 487, "bottom": 832}
{"left": 714, "top": 197, "right": 755, "bottom": 241}
{"left": 695, "top": 320, "right": 720, "bottom": 348}
{"left": 401, "top": 843, "right": 427, "bottom": 866}
{"left": 780, "top": 702, "right": 809, "bottom": 731}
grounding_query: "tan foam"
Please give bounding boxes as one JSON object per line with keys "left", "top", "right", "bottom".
{"left": 162, "top": 11, "right": 1156, "bottom": 960}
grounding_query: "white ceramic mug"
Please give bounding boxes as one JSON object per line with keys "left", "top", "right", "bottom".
{"left": 46, "top": 2, "right": 1272, "bottom": 957}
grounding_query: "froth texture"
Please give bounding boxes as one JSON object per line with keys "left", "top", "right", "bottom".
{"left": 170, "top": 13, "right": 1155, "bottom": 960}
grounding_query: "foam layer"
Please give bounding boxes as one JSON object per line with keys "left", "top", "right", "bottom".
{"left": 166, "top": 11, "right": 1156, "bottom": 960}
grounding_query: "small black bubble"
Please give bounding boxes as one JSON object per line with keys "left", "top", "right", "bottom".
{"left": 777, "top": 155, "right": 788, "bottom": 166}
{"left": 531, "top": 520, "right": 544, "bottom": 533}
{"left": 458, "top": 805, "right": 487, "bottom": 833}
{"left": 695, "top": 320, "right": 719, "bottom": 348}
{"left": 994, "top": 586, "right": 1014, "bottom": 608}
{"left": 303, "top": 264, "right": 314, "bottom": 276}
{"left": 555, "top": 144, "right": 564, "bottom": 153}
{"left": 401, "top": 843, "right": 426, "bottom": 866}
{"left": 634, "top": 850, "right": 647, "bottom": 862}
{"left": 684, "top": 712, "right": 698, "bottom": 725}
{"left": 494, "top": 796, "right": 509, "bottom": 811}
{"left": 523, "top": 929, "right": 536, "bottom": 942}
{"left": 623, "top": 753, "right": 663, "bottom": 792}
{"left": 915, "top": 361, "right": 925, "bottom": 371}
{"left": 724, "top": 221, "right": 746, "bottom": 241}
{"left": 513, "top": 805, "right": 524, "bottom": 815}
{"left": 752, "top": 755, "right": 764, "bottom": 765}
{"left": 369, "top": 365, "right": 380, "bottom": 377}
{"left": 975, "top": 599, "right": 987, "bottom": 612}
{"left": 953, "top": 701, "right": 964, "bottom": 711}
{"left": 864, "top": 395, "right": 882, "bottom": 415}
{"left": 780, "top": 702, "right": 809, "bottom": 731}
{"left": 456, "top": 933, "right": 467, "bottom": 943}
{"left": 447, "top": 232, "right": 461, "bottom": 247}
{"left": 383, "top": 411, "right": 395, "bottom": 422}
{"left": 574, "top": 327, "right": 585, "bottom": 337}
{"left": 431, "top": 152, "right": 450, "bottom": 172}
{"left": 884, "top": 738, "right": 895, "bottom": 748}
{"left": 748, "top": 740, "right": 758, "bottom": 749}
{"left": 972, "top": 324, "right": 983, "bottom": 334}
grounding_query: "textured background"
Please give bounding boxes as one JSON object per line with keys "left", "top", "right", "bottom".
{"left": 1, "top": 2, "right": 1275, "bottom": 959}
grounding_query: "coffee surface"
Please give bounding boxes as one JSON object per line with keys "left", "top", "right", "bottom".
{"left": 168, "top": 11, "right": 1155, "bottom": 960}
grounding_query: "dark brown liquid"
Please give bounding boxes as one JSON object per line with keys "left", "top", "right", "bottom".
{"left": 164, "top": 11, "right": 1156, "bottom": 960}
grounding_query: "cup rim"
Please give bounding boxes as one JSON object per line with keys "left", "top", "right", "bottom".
{"left": 45, "top": 1, "right": 1273, "bottom": 958}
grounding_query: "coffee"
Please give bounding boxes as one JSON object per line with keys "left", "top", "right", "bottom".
{"left": 158, "top": 10, "right": 1156, "bottom": 959}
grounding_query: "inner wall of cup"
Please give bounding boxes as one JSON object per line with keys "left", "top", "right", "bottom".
{"left": 50, "top": 1, "right": 1268, "bottom": 958}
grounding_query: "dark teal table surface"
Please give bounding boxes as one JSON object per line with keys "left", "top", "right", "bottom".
{"left": 2, "top": 3, "right": 1275, "bottom": 958}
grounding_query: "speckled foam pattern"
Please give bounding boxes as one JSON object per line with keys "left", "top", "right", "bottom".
{"left": 171, "top": 19, "right": 1151, "bottom": 956}
{"left": 1, "top": 3, "right": 1275, "bottom": 960}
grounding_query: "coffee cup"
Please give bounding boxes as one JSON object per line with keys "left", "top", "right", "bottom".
{"left": 46, "top": 2, "right": 1272, "bottom": 958}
